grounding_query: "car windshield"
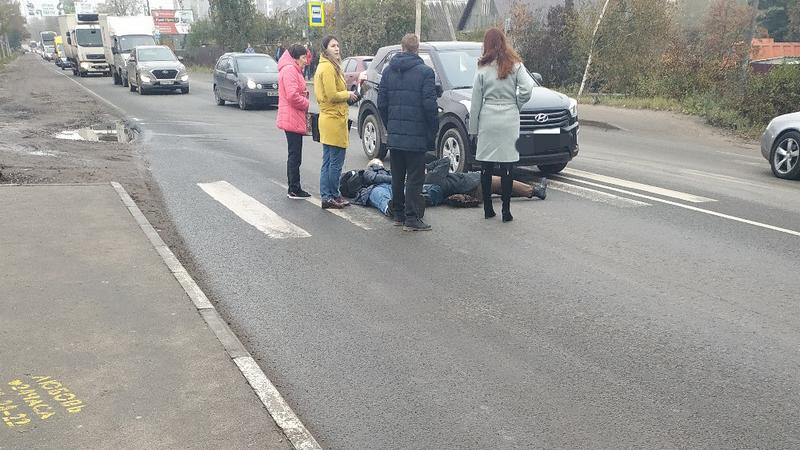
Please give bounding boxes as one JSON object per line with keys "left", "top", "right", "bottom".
{"left": 75, "top": 29, "right": 103, "bottom": 47}
{"left": 119, "top": 36, "right": 156, "bottom": 52}
{"left": 236, "top": 56, "right": 277, "bottom": 73}
{"left": 138, "top": 48, "right": 177, "bottom": 62}
{"left": 436, "top": 48, "right": 482, "bottom": 88}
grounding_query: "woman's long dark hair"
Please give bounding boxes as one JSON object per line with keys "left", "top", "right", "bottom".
{"left": 478, "top": 27, "right": 521, "bottom": 80}
{"left": 320, "top": 35, "right": 343, "bottom": 77}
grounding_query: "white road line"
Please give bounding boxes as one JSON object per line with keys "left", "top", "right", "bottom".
{"left": 548, "top": 180, "right": 650, "bottom": 208}
{"left": 271, "top": 180, "right": 372, "bottom": 230}
{"left": 715, "top": 150, "right": 764, "bottom": 161}
{"left": 563, "top": 168, "right": 716, "bottom": 203}
{"left": 556, "top": 176, "right": 800, "bottom": 237}
{"left": 681, "top": 168, "right": 780, "bottom": 190}
{"left": 198, "top": 181, "right": 311, "bottom": 239}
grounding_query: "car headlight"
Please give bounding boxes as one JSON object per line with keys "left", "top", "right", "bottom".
{"left": 180, "top": 74, "right": 189, "bottom": 82}
{"left": 80, "top": 62, "right": 90, "bottom": 69}
{"left": 246, "top": 79, "right": 256, "bottom": 89}
{"left": 568, "top": 97, "right": 578, "bottom": 117}
{"left": 140, "top": 74, "right": 151, "bottom": 83}
{"left": 256, "top": 83, "right": 262, "bottom": 89}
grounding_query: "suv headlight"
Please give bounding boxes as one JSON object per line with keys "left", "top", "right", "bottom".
{"left": 568, "top": 98, "right": 578, "bottom": 117}
{"left": 140, "top": 73, "right": 151, "bottom": 83}
{"left": 246, "top": 79, "right": 256, "bottom": 89}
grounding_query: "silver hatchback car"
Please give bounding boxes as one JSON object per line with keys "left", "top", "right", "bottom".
{"left": 761, "top": 112, "right": 800, "bottom": 179}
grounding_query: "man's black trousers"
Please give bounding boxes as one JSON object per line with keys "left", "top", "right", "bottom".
{"left": 285, "top": 131, "right": 303, "bottom": 193}
{"left": 390, "top": 149, "right": 426, "bottom": 221}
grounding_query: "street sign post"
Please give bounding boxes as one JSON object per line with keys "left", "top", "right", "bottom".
{"left": 308, "top": 1, "right": 324, "bottom": 28}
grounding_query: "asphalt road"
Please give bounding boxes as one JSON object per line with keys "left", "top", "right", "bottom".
{"left": 43, "top": 62, "right": 800, "bottom": 449}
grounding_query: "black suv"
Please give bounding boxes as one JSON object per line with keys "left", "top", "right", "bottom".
{"left": 357, "top": 41, "right": 579, "bottom": 173}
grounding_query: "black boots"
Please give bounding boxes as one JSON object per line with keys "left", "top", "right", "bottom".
{"left": 481, "top": 167, "right": 496, "bottom": 219}
{"left": 501, "top": 171, "right": 513, "bottom": 222}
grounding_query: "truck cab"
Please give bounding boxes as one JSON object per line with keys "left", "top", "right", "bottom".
{"left": 100, "top": 15, "right": 156, "bottom": 87}
{"left": 59, "top": 14, "right": 110, "bottom": 77}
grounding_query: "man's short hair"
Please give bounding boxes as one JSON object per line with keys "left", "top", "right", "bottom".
{"left": 401, "top": 33, "right": 419, "bottom": 54}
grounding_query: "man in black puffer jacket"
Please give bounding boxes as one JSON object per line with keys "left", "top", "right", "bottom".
{"left": 378, "top": 33, "right": 439, "bottom": 232}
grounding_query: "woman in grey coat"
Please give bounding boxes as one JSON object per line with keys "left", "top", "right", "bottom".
{"left": 469, "top": 28, "right": 537, "bottom": 222}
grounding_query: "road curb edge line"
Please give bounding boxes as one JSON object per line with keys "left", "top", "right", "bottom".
{"left": 109, "top": 181, "right": 322, "bottom": 450}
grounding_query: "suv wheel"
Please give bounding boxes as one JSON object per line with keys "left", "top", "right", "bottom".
{"left": 439, "top": 128, "right": 467, "bottom": 173}
{"left": 770, "top": 131, "right": 800, "bottom": 180}
{"left": 538, "top": 163, "right": 568, "bottom": 175}
{"left": 214, "top": 86, "right": 225, "bottom": 105}
{"left": 361, "top": 113, "right": 387, "bottom": 159}
{"left": 238, "top": 90, "right": 249, "bottom": 110}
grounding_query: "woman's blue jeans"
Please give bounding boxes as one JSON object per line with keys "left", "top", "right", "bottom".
{"left": 320, "top": 144, "right": 346, "bottom": 201}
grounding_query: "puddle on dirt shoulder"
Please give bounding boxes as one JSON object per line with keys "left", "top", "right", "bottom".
{"left": 54, "top": 121, "right": 136, "bottom": 143}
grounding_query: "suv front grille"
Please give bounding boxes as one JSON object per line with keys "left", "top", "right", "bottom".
{"left": 520, "top": 109, "right": 570, "bottom": 132}
{"left": 86, "top": 54, "right": 104, "bottom": 60}
{"left": 151, "top": 69, "right": 178, "bottom": 79}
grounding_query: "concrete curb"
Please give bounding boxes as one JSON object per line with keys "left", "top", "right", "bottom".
{"left": 580, "top": 119, "right": 622, "bottom": 131}
{"left": 110, "top": 181, "right": 322, "bottom": 450}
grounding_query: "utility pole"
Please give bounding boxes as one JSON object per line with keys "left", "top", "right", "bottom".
{"left": 740, "top": 0, "right": 760, "bottom": 96}
{"left": 577, "top": 0, "right": 611, "bottom": 98}
{"left": 415, "top": 0, "right": 421, "bottom": 38}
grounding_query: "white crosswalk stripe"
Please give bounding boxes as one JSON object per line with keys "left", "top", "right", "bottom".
{"left": 198, "top": 181, "right": 311, "bottom": 239}
{"left": 563, "top": 168, "right": 716, "bottom": 203}
{"left": 270, "top": 180, "right": 373, "bottom": 230}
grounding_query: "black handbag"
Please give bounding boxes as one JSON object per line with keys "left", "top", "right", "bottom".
{"left": 310, "top": 113, "right": 320, "bottom": 142}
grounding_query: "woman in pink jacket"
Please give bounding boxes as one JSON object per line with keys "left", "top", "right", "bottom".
{"left": 277, "top": 44, "right": 311, "bottom": 198}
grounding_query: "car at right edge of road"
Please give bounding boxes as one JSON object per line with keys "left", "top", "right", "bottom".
{"left": 357, "top": 41, "right": 579, "bottom": 173}
{"left": 761, "top": 111, "right": 800, "bottom": 180}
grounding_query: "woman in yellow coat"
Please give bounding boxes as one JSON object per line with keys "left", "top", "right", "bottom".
{"left": 314, "top": 35, "right": 358, "bottom": 209}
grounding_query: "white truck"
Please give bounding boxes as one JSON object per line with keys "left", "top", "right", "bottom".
{"left": 99, "top": 15, "right": 157, "bottom": 87}
{"left": 57, "top": 13, "right": 110, "bottom": 77}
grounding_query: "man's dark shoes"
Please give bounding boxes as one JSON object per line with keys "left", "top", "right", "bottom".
{"left": 484, "top": 204, "right": 496, "bottom": 219}
{"left": 502, "top": 211, "right": 513, "bottom": 222}
{"left": 321, "top": 199, "right": 344, "bottom": 209}
{"left": 403, "top": 218, "right": 431, "bottom": 231}
{"left": 288, "top": 189, "right": 311, "bottom": 199}
{"left": 531, "top": 178, "right": 548, "bottom": 200}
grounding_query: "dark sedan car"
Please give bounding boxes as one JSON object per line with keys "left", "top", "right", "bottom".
{"left": 213, "top": 53, "right": 279, "bottom": 110}
{"left": 357, "top": 42, "right": 579, "bottom": 173}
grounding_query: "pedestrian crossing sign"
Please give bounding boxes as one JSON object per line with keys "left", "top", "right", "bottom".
{"left": 308, "top": 1, "right": 324, "bottom": 27}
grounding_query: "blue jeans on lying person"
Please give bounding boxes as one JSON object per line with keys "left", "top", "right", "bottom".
{"left": 368, "top": 183, "right": 392, "bottom": 215}
{"left": 422, "top": 184, "right": 444, "bottom": 206}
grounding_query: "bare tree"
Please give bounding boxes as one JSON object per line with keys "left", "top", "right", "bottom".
{"left": 98, "top": 0, "right": 144, "bottom": 16}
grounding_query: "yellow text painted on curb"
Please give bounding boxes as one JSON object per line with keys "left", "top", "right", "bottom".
{"left": 2, "top": 376, "right": 87, "bottom": 429}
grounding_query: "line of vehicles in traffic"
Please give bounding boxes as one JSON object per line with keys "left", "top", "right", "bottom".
{"left": 32, "top": 16, "right": 795, "bottom": 180}
{"left": 37, "top": 12, "right": 188, "bottom": 95}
